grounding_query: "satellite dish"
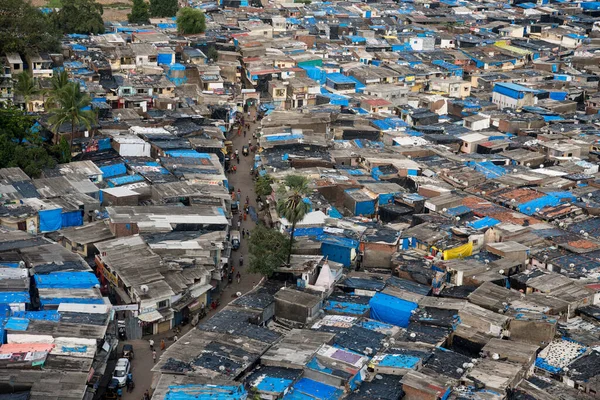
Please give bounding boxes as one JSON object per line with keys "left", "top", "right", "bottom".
{"left": 140, "top": 285, "right": 149, "bottom": 293}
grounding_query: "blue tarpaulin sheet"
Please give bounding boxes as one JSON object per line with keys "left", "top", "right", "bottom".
{"left": 324, "top": 301, "right": 369, "bottom": 315}
{"left": 467, "top": 216, "right": 500, "bottom": 230}
{"left": 100, "top": 163, "right": 127, "bottom": 178}
{"left": 40, "top": 297, "right": 104, "bottom": 307}
{"left": 378, "top": 354, "right": 421, "bottom": 369}
{"left": 35, "top": 272, "right": 100, "bottom": 289}
{"left": 12, "top": 310, "right": 60, "bottom": 321}
{"left": 284, "top": 378, "right": 343, "bottom": 400}
{"left": 473, "top": 161, "right": 506, "bottom": 179}
{"left": 165, "top": 150, "right": 211, "bottom": 158}
{"left": 256, "top": 377, "right": 294, "bottom": 394}
{"left": 164, "top": 384, "right": 247, "bottom": 400}
{"left": 98, "top": 137, "right": 112, "bottom": 150}
{"left": 39, "top": 208, "right": 63, "bottom": 232}
{"left": 107, "top": 174, "right": 145, "bottom": 187}
{"left": 369, "top": 292, "right": 417, "bottom": 328}
{"left": 62, "top": 210, "right": 83, "bottom": 228}
{"left": 0, "top": 292, "right": 30, "bottom": 305}
{"left": 327, "top": 207, "right": 343, "bottom": 218}
{"left": 4, "top": 317, "right": 29, "bottom": 331}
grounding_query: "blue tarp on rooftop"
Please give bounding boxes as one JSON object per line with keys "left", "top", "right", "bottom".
{"left": 106, "top": 174, "right": 145, "bottom": 187}
{"left": 323, "top": 300, "right": 369, "bottom": 315}
{"left": 12, "top": 310, "right": 60, "bottom": 321}
{"left": 471, "top": 161, "right": 507, "bottom": 179}
{"left": 35, "top": 272, "right": 100, "bottom": 289}
{"left": 4, "top": 317, "right": 29, "bottom": 331}
{"left": 164, "top": 384, "right": 247, "bottom": 400}
{"left": 0, "top": 292, "right": 30, "bottom": 305}
{"left": 165, "top": 150, "right": 211, "bottom": 158}
{"left": 284, "top": 378, "right": 343, "bottom": 400}
{"left": 39, "top": 208, "right": 62, "bottom": 232}
{"left": 256, "top": 377, "right": 294, "bottom": 395}
{"left": 467, "top": 216, "right": 500, "bottom": 230}
{"left": 39, "top": 297, "right": 105, "bottom": 308}
{"left": 369, "top": 292, "right": 417, "bottom": 328}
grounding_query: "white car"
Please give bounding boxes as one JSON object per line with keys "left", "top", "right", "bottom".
{"left": 112, "top": 358, "right": 131, "bottom": 387}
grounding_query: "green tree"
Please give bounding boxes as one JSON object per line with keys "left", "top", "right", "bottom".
{"left": 176, "top": 8, "right": 206, "bottom": 34}
{"left": 248, "top": 224, "right": 289, "bottom": 278}
{"left": 48, "top": 82, "right": 96, "bottom": 149}
{"left": 45, "top": 69, "right": 70, "bottom": 109}
{"left": 276, "top": 175, "right": 310, "bottom": 265}
{"left": 207, "top": 47, "right": 219, "bottom": 62}
{"left": 52, "top": 136, "right": 72, "bottom": 163}
{"left": 10, "top": 145, "right": 57, "bottom": 178}
{"left": 14, "top": 73, "right": 40, "bottom": 112}
{"left": 128, "top": 0, "right": 150, "bottom": 24}
{"left": 0, "top": 106, "right": 57, "bottom": 178}
{"left": 150, "top": 0, "right": 178, "bottom": 17}
{"left": 0, "top": 107, "right": 36, "bottom": 144}
{"left": 255, "top": 174, "right": 273, "bottom": 198}
{"left": 52, "top": 0, "right": 104, "bottom": 35}
{"left": 284, "top": 175, "right": 309, "bottom": 193}
{"left": 0, "top": 0, "right": 60, "bottom": 55}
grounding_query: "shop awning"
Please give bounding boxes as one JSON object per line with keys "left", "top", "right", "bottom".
{"left": 190, "top": 284, "right": 213, "bottom": 298}
{"left": 137, "top": 310, "right": 162, "bottom": 323}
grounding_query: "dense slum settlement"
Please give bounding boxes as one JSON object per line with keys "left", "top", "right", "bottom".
{"left": 2, "top": 0, "right": 600, "bottom": 399}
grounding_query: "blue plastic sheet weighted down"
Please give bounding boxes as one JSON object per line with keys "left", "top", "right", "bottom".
{"left": 369, "top": 292, "right": 418, "bottom": 328}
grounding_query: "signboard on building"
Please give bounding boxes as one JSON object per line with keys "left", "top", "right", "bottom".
{"left": 112, "top": 304, "right": 139, "bottom": 312}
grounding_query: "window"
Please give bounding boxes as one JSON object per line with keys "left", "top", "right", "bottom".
{"left": 157, "top": 300, "right": 169, "bottom": 309}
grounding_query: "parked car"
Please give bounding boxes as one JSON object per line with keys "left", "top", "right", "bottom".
{"left": 112, "top": 358, "right": 131, "bottom": 387}
{"left": 231, "top": 230, "right": 240, "bottom": 250}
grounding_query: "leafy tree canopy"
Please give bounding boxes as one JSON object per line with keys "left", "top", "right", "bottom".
{"left": 0, "top": 0, "right": 60, "bottom": 55}
{"left": 128, "top": 0, "right": 150, "bottom": 24}
{"left": 284, "top": 174, "right": 309, "bottom": 194}
{"left": 150, "top": 0, "right": 178, "bottom": 18}
{"left": 0, "top": 107, "right": 58, "bottom": 178}
{"left": 176, "top": 7, "right": 206, "bottom": 34}
{"left": 52, "top": 0, "right": 104, "bottom": 35}
{"left": 48, "top": 81, "right": 96, "bottom": 148}
{"left": 255, "top": 174, "right": 274, "bottom": 198}
{"left": 248, "top": 224, "right": 289, "bottom": 278}
{"left": 207, "top": 46, "right": 219, "bottom": 62}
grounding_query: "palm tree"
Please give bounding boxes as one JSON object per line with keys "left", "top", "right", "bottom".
{"left": 48, "top": 82, "right": 96, "bottom": 149}
{"left": 14, "top": 72, "right": 40, "bottom": 112}
{"left": 276, "top": 175, "right": 310, "bottom": 265}
{"left": 45, "top": 70, "right": 70, "bottom": 108}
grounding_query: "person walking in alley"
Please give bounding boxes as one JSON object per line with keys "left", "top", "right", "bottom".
{"left": 160, "top": 339, "right": 165, "bottom": 351}
{"left": 236, "top": 189, "right": 241, "bottom": 202}
{"left": 152, "top": 350, "right": 156, "bottom": 363}
{"left": 236, "top": 271, "right": 241, "bottom": 284}
{"left": 149, "top": 339, "right": 154, "bottom": 351}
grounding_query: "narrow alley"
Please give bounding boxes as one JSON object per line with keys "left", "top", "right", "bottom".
{"left": 109, "top": 107, "right": 263, "bottom": 399}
